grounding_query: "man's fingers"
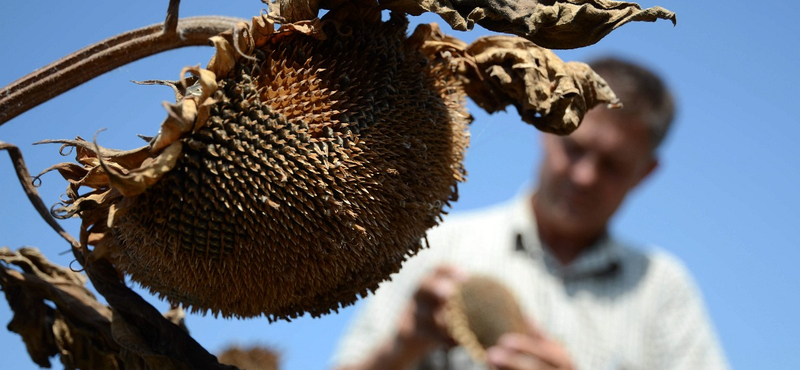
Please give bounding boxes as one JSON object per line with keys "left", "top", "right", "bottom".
{"left": 496, "top": 334, "right": 552, "bottom": 365}
{"left": 494, "top": 333, "right": 573, "bottom": 369}
{"left": 433, "top": 264, "right": 470, "bottom": 281}
{"left": 487, "top": 345, "right": 544, "bottom": 370}
{"left": 405, "top": 264, "right": 470, "bottom": 347}
{"left": 415, "top": 265, "right": 468, "bottom": 303}
{"left": 524, "top": 318, "right": 546, "bottom": 341}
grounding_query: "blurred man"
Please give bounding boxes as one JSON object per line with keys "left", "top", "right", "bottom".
{"left": 331, "top": 57, "right": 728, "bottom": 370}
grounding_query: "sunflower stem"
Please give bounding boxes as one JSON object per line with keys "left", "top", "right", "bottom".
{"left": 0, "top": 15, "right": 244, "bottom": 127}
{"left": 85, "top": 258, "right": 241, "bottom": 370}
{"left": 0, "top": 141, "right": 82, "bottom": 263}
{"left": 164, "top": 0, "right": 181, "bottom": 34}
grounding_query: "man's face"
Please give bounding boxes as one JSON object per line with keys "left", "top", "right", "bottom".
{"left": 535, "top": 107, "right": 658, "bottom": 236}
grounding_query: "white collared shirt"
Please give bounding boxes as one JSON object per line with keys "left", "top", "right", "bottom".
{"left": 331, "top": 192, "right": 729, "bottom": 370}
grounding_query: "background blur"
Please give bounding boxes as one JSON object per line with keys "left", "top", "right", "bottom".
{"left": 1, "top": 1, "right": 797, "bottom": 369}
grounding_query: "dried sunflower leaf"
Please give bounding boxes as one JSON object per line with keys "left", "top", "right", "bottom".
{"left": 416, "top": 23, "right": 619, "bottom": 134}
{"left": 106, "top": 141, "right": 183, "bottom": 197}
{"left": 280, "top": 18, "right": 329, "bottom": 40}
{"left": 33, "top": 138, "right": 153, "bottom": 198}
{"left": 528, "top": 1, "right": 676, "bottom": 49}
{"left": 36, "top": 138, "right": 151, "bottom": 167}
{"left": 36, "top": 162, "right": 91, "bottom": 185}
{"left": 274, "top": 0, "right": 324, "bottom": 24}
{"left": 273, "top": 0, "right": 354, "bottom": 23}
{"left": 251, "top": 13, "right": 278, "bottom": 46}
{"left": 151, "top": 100, "right": 198, "bottom": 153}
{"left": 151, "top": 66, "right": 218, "bottom": 155}
{"left": 381, "top": 0, "right": 675, "bottom": 49}
{"left": 179, "top": 66, "right": 218, "bottom": 108}
{"left": 208, "top": 35, "right": 238, "bottom": 78}
{"left": 1, "top": 247, "right": 235, "bottom": 369}
{"left": 0, "top": 247, "right": 118, "bottom": 370}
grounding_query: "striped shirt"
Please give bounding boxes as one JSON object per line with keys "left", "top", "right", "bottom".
{"left": 331, "top": 192, "right": 729, "bottom": 370}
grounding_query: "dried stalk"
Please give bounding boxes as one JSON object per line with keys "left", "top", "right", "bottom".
{"left": 85, "top": 257, "right": 239, "bottom": 370}
{"left": 0, "top": 8, "right": 244, "bottom": 126}
{"left": 0, "top": 142, "right": 82, "bottom": 262}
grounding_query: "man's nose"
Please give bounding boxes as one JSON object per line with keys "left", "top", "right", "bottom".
{"left": 570, "top": 156, "right": 599, "bottom": 187}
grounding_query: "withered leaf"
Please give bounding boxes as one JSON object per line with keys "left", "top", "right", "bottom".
{"left": 414, "top": 23, "right": 620, "bottom": 134}
{"left": 0, "top": 247, "right": 118, "bottom": 370}
{"left": 1, "top": 247, "right": 240, "bottom": 370}
{"left": 383, "top": 0, "right": 675, "bottom": 49}
{"left": 276, "top": 0, "right": 675, "bottom": 49}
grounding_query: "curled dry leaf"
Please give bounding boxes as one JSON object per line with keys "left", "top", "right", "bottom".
{"left": 42, "top": 8, "right": 470, "bottom": 320}
{"left": 0, "top": 247, "right": 118, "bottom": 369}
{"left": 275, "top": 0, "right": 676, "bottom": 49}
{"left": 0, "top": 247, "right": 234, "bottom": 370}
{"left": 444, "top": 275, "right": 527, "bottom": 363}
{"left": 413, "top": 23, "right": 620, "bottom": 134}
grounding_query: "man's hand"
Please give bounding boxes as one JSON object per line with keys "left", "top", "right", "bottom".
{"left": 486, "top": 320, "right": 574, "bottom": 370}
{"left": 394, "top": 265, "right": 469, "bottom": 360}
{"left": 336, "top": 265, "right": 469, "bottom": 370}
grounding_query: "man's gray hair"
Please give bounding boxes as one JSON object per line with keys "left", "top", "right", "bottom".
{"left": 589, "top": 57, "right": 676, "bottom": 150}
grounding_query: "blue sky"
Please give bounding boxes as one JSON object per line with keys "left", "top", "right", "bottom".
{"left": 1, "top": 1, "right": 798, "bottom": 369}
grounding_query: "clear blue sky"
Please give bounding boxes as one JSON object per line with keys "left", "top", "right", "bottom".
{"left": 1, "top": 1, "right": 797, "bottom": 369}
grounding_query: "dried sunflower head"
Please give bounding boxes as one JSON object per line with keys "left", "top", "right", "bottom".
{"left": 218, "top": 345, "right": 279, "bottom": 370}
{"left": 44, "top": 10, "right": 470, "bottom": 319}
{"left": 445, "top": 275, "right": 527, "bottom": 363}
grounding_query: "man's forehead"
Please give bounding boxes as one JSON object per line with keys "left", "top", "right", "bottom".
{"left": 572, "top": 109, "right": 652, "bottom": 155}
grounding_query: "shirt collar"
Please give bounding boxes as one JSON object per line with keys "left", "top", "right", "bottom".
{"left": 510, "top": 191, "right": 623, "bottom": 280}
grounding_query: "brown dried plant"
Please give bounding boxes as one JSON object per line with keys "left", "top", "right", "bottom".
{"left": 218, "top": 345, "right": 280, "bottom": 370}
{"left": 444, "top": 275, "right": 528, "bottom": 364}
{"left": 0, "top": 0, "right": 675, "bottom": 368}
